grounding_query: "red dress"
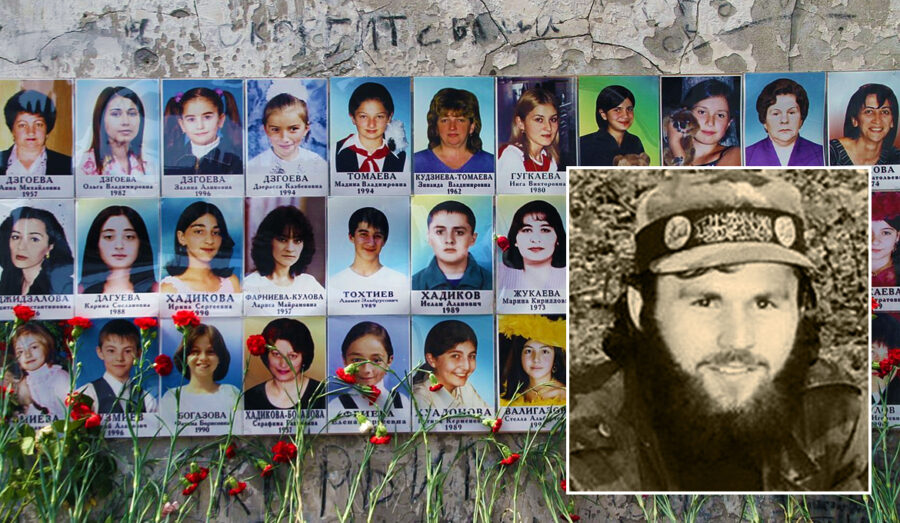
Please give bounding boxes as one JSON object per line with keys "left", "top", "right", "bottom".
{"left": 873, "top": 263, "right": 897, "bottom": 287}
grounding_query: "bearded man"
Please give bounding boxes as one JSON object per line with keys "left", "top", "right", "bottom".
{"left": 568, "top": 171, "right": 867, "bottom": 492}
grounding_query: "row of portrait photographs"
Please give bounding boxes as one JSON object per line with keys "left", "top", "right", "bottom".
{"left": 4, "top": 314, "right": 564, "bottom": 436}
{"left": 873, "top": 190, "right": 900, "bottom": 427}
{"left": 0, "top": 195, "right": 567, "bottom": 319}
{"left": 0, "top": 71, "right": 897, "bottom": 199}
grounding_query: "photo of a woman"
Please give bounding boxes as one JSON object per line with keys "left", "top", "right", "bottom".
{"left": 328, "top": 320, "right": 409, "bottom": 412}
{"left": 499, "top": 314, "right": 566, "bottom": 406}
{"left": 160, "top": 200, "right": 241, "bottom": 294}
{"left": 413, "top": 87, "right": 493, "bottom": 173}
{"left": 830, "top": 83, "right": 899, "bottom": 166}
{"left": 79, "top": 205, "right": 157, "bottom": 294}
{"left": 662, "top": 77, "right": 741, "bottom": 166}
{"left": 0, "top": 205, "right": 73, "bottom": 295}
{"left": 498, "top": 199, "right": 567, "bottom": 291}
{"left": 0, "top": 88, "right": 72, "bottom": 176}
{"left": 244, "top": 318, "right": 325, "bottom": 410}
{"left": 77, "top": 85, "right": 154, "bottom": 177}
{"left": 873, "top": 192, "right": 900, "bottom": 288}
{"left": 412, "top": 319, "right": 490, "bottom": 410}
{"left": 9, "top": 322, "right": 69, "bottom": 420}
{"left": 745, "top": 77, "right": 824, "bottom": 166}
{"left": 244, "top": 205, "right": 324, "bottom": 294}
{"left": 332, "top": 81, "right": 408, "bottom": 173}
{"left": 159, "top": 323, "right": 240, "bottom": 414}
{"left": 579, "top": 85, "right": 646, "bottom": 166}
{"left": 497, "top": 87, "right": 561, "bottom": 172}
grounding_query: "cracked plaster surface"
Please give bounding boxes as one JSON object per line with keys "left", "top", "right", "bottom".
{"left": 0, "top": 0, "right": 896, "bottom": 78}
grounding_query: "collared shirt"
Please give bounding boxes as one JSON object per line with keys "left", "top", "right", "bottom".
{"left": 7, "top": 145, "right": 47, "bottom": 176}
{"left": 80, "top": 372, "right": 158, "bottom": 414}
{"left": 412, "top": 253, "right": 491, "bottom": 290}
{"left": 569, "top": 358, "right": 866, "bottom": 492}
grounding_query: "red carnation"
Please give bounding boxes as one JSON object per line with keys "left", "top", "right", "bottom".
{"left": 198, "top": 467, "right": 209, "bottom": 480}
{"left": 260, "top": 464, "right": 274, "bottom": 478}
{"left": 500, "top": 453, "right": 521, "bottom": 466}
{"left": 225, "top": 443, "right": 236, "bottom": 459}
{"left": 566, "top": 515, "right": 581, "bottom": 522}
{"left": 491, "top": 418, "right": 502, "bottom": 433}
{"left": 496, "top": 235, "right": 511, "bottom": 252}
{"left": 272, "top": 441, "right": 297, "bottom": 463}
{"left": 227, "top": 481, "right": 247, "bottom": 496}
{"left": 560, "top": 479, "right": 566, "bottom": 491}
{"left": 184, "top": 472, "right": 201, "bottom": 484}
{"left": 134, "top": 317, "right": 158, "bottom": 330}
{"left": 65, "top": 392, "right": 85, "bottom": 407}
{"left": 182, "top": 483, "right": 198, "bottom": 496}
{"left": 336, "top": 367, "right": 357, "bottom": 384}
{"left": 66, "top": 317, "right": 92, "bottom": 329}
{"left": 363, "top": 384, "right": 381, "bottom": 404}
{"left": 69, "top": 403, "right": 92, "bottom": 421}
{"left": 13, "top": 305, "right": 35, "bottom": 322}
{"left": 428, "top": 383, "right": 443, "bottom": 392}
{"left": 84, "top": 412, "right": 102, "bottom": 429}
{"left": 874, "top": 297, "right": 882, "bottom": 311}
{"left": 172, "top": 310, "right": 201, "bottom": 328}
{"left": 153, "top": 354, "right": 174, "bottom": 376}
{"left": 246, "top": 334, "right": 268, "bottom": 356}
{"left": 369, "top": 434, "right": 391, "bottom": 445}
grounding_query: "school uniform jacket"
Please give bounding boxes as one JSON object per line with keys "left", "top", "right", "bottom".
{"left": 164, "top": 142, "right": 243, "bottom": 175}
{"left": 334, "top": 135, "right": 406, "bottom": 172}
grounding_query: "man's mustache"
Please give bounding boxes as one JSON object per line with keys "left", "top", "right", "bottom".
{"left": 698, "top": 349, "right": 769, "bottom": 370}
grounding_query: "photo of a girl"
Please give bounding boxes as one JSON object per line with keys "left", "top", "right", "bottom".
{"left": 0, "top": 203, "right": 74, "bottom": 295}
{"left": 7, "top": 321, "right": 69, "bottom": 421}
{"left": 661, "top": 76, "right": 742, "bottom": 166}
{"left": 160, "top": 200, "right": 241, "bottom": 294}
{"left": 498, "top": 314, "right": 566, "bottom": 407}
{"left": 497, "top": 198, "right": 567, "bottom": 292}
{"left": 412, "top": 318, "right": 491, "bottom": 411}
{"left": 497, "top": 87, "right": 562, "bottom": 173}
{"left": 873, "top": 191, "right": 900, "bottom": 288}
{"left": 828, "top": 72, "right": 899, "bottom": 166}
{"left": 163, "top": 81, "right": 243, "bottom": 175}
{"left": 79, "top": 203, "right": 157, "bottom": 294}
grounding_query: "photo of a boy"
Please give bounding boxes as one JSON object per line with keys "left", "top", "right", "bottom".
{"left": 412, "top": 201, "right": 490, "bottom": 290}
{"left": 80, "top": 319, "right": 157, "bottom": 414}
{"left": 333, "top": 206, "right": 406, "bottom": 289}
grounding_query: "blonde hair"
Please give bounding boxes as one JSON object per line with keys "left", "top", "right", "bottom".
{"left": 508, "top": 87, "right": 560, "bottom": 165}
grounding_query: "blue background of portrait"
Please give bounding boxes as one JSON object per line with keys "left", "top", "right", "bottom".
{"left": 413, "top": 76, "right": 496, "bottom": 158}
{"left": 159, "top": 317, "right": 243, "bottom": 394}
{"left": 74, "top": 317, "right": 161, "bottom": 400}
{"left": 410, "top": 194, "right": 493, "bottom": 278}
{"left": 330, "top": 77, "right": 412, "bottom": 157}
{"left": 327, "top": 315, "right": 410, "bottom": 394}
{"left": 326, "top": 196, "right": 409, "bottom": 279}
{"left": 246, "top": 78, "right": 328, "bottom": 162}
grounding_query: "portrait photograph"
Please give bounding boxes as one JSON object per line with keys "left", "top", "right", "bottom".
{"left": 872, "top": 190, "right": 900, "bottom": 292}
{"left": 74, "top": 317, "right": 160, "bottom": 437}
{"left": 329, "top": 77, "right": 411, "bottom": 194}
{"left": 246, "top": 78, "right": 328, "bottom": 196}
{"left": 496, "top": 76, "right": 575, "bottom": 194}
{"left": 4, "top": 320, "right": 69, "bottom": 426}
{"left": 0, "top": 198, "right": 75, "bottom": 298}
{"left": 243, "top": 197, "right": 326, "bottom": 316}
{"left": 159, "top": 197, "right": 243, "bottom": 295}
{"left": 411, "top": 314, "right": 495, "bottom": 432}
{"left": 567, "top": 167, "right": 868, "bottom": 493}
{"left": 243, "top": 315, "right": 326, "bottom": 435}
{"left": 827, "top": 70, "right": 900, "bottom": 166}
{"left": 74, "top": 79, "right": 160, "bottom": 197}
{"left": 327, "top": 315, "right": 411, "bottom": 434}
{"left": 413, "top": 76, "right": 495, "bottom": 176}
{"left": 495, "top": 194, "right": 567, "bottom": 314}
{"left": 873, "top": 312, "right": 900, "bottom": 427}
{"left": 743, "top": 72, "right": 825, "bottom": 167}
{"left": 162, "top": 79, "right": 244, "bottom": 176}
{"left": 326, "top": 196, "right": 410, "bottom": 315}
{"left": 76, "top": 198, "right": 159, "bottom": 295}
{"left": 577, "top": 75, "right": 660, "bottom": 166}
{"left": 158, "top": 317, "right": 244, "bottom": 436}
{"left": 660, "top": 75, "right": 742, "bottom": 166}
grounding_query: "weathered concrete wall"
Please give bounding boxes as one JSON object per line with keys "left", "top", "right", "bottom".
{"left": 0, "top": 0, "right": 897, "bottom": 78}
{"left": 0, "top": 0, "right": 890, "bottom": 520}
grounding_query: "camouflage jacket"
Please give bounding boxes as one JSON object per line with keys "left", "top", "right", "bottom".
{"left": 568, "top": 358, "right": 867, "bottom": 492}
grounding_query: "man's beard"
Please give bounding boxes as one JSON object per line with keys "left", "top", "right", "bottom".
{"left": 634, "top": 316, "right": 814, "bottom": 490}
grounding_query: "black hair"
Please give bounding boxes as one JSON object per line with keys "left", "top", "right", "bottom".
{"left": 4, "top": 90, "right": 57, "bottom": 133}
{"left": 165, "top": 201, "right": 236, "bottom": 278}
{"left": 502, "top": 200, "right": 567, "bottom": 269}
{"left": 348, "top": 82, "right": 394, "bottom": 117}
{"left": 500, "top": 330, "right": 566, "bottom": 401}
{"left": 81, "top": 205, "right": 156, "bottom": 293}
{"left": 163, "top": 86, "right": 242, "bottom": 151}
{"left": 341, "top": 321, "right": 394, "bottom": 359}
{"left": 347, "top": 207, "right": 389, "bottom": 241}
{"left": 755, "top": 78, "right": 809, "bottom": 124}
{"left": 97, "top": 319, "right": 142, "bottom": 356}
{"left": 260, "top": 318, "right": 314, "bottom": 372}
{"left": 0, "top": 206, "right": 74, "bottom": 295}
{"left": 250, "top": 206, "right": 315, "bottom": 277}
{"left": 91, "top": 86, "right": 145, "bottom": 174}
{"left": 427, "top": 200, "right": 476, "bottom": 230}
{"left": 174, "top": 323, "right": 230, "bottom": 382}
{"left": 595, "top": 85, "right": 635, "bottom": 130}
{"left": 414, "top": 319, "right": 477, "bottom": 384}
{"left": 843, "top": 83, "right": 899, "bottom": 146}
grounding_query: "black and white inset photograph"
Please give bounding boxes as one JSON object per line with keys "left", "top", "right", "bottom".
{"left": 567, "top": 168, "right": 868, "bottom": 494}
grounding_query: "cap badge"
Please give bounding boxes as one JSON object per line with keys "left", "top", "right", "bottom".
{"left": 774, "top": 216, "right": 796, "bottom": 247}
{"left": 663, "top": 215, "right": 691, "bottom": 251}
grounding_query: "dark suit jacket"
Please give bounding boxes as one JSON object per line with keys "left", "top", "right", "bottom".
{"left": 0, "top": 146, "right": 72, "bottom": 175}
